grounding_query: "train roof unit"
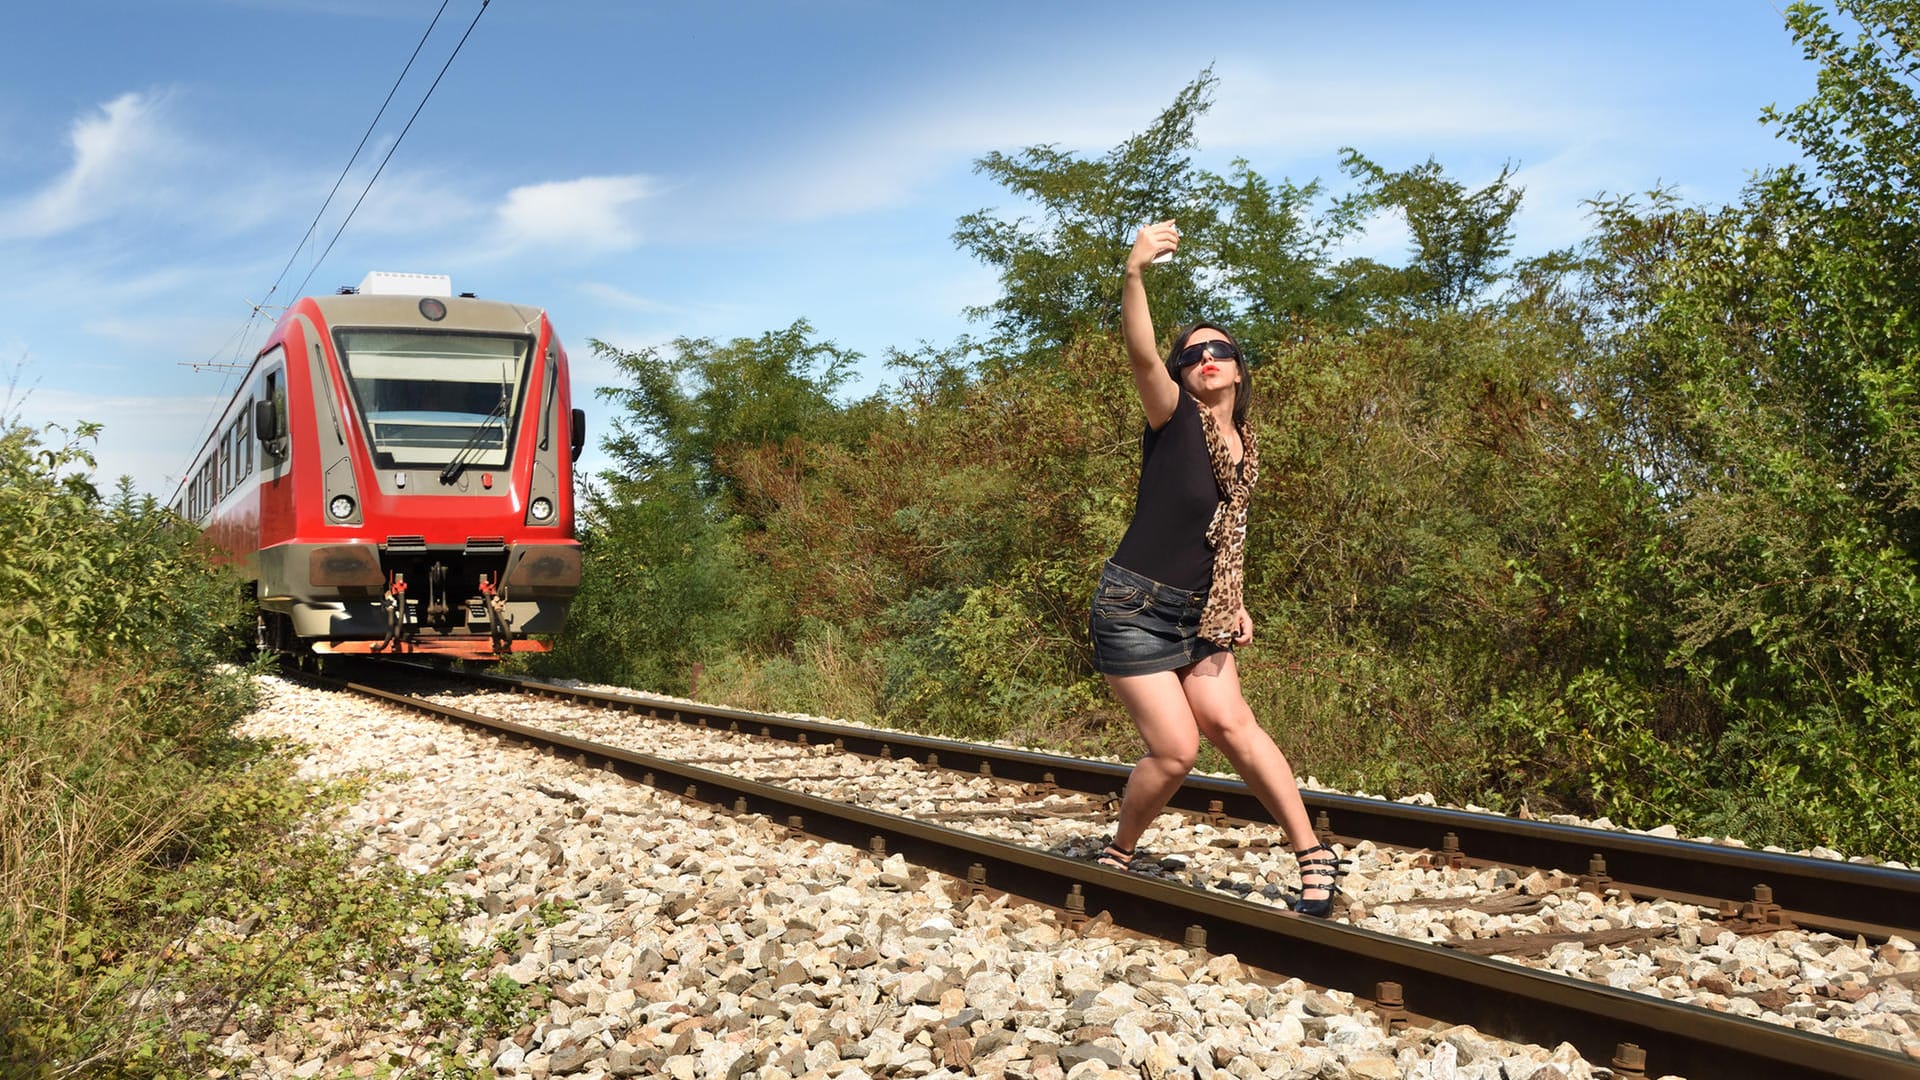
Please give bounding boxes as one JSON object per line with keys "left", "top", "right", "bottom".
{"left": 355, "top": 271, "right": 452, "bottom": 296}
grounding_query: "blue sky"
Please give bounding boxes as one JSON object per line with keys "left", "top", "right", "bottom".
{"left": 2, "top": 1, "right": 1819, "bottom": 499}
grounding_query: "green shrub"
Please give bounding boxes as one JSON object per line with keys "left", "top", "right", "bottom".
{"left": 0, "top": 419, "right": 536, "bottom": 1075}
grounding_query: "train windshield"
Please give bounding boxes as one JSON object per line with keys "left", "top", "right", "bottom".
{"left": 335, "top": 331, "right": 530, "bottom": 469}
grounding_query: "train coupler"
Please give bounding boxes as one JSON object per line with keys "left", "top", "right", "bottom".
{"left": 479, "top": 574, "right": 515, "bottom": 656}
{"left": 377, "top": 573, "right": 413, "bottom": 653}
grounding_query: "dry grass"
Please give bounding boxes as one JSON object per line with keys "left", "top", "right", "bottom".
{"left": 0, "top": 654, "right": 235, "bottom": 1076}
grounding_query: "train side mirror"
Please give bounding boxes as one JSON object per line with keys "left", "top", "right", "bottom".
{"left": 569, "top": 408, "right": 585, "bottom": 463}
{"left": 254, "top": 398, "right": 280, "bottom": 442}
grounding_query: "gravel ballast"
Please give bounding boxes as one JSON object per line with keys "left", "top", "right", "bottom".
{"left": 217, "top": 674, "right": 1661, "bottom": 1080}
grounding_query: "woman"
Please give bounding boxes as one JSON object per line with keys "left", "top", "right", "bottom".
{"left": 1087, "top": 219, "right": 1344, "bottom": 917}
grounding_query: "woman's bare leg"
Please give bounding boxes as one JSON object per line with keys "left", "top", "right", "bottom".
{"left": 1103, "top": 670, "right": 1201, "bottom": 851}
{"left": 1179, "top": 651, "right": 1318, "bottom": 851}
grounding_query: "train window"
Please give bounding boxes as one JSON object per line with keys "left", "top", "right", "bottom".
{"left": 259, "top": 362, "right": 288, "bottom": 467}
{"left": 237, "top": 403, "right": 252, "bottom": 478}
{"left": 334, "top": 330, "right": 529, "bottom": 470}
{"left": 226, "top": 415, "right": 242, "bottom": 488}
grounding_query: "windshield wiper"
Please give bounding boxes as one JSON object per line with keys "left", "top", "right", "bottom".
{"left": 440, "top": 392, "right": 509, "bottom": 484}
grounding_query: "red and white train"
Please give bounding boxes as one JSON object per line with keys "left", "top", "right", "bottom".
{"left": 174, "top": 271, "right": 583, "bottom": 660}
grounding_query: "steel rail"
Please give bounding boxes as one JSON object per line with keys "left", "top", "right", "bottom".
{"left": 420, "top": 664, "right": 1920, "bottom": 940}
{"left": 326, "top": 671, "right": 1917, "bottom": 1080}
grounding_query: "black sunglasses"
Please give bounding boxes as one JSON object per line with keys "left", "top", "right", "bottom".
{"left": 1174, "top": 339, "right": 1240, "bottom": 370}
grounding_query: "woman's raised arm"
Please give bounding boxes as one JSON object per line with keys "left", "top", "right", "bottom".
{"left": 1122, "top": 220, "right": 1181, "bottom": 429}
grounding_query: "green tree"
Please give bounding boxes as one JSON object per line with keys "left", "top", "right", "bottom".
{"left": 1570, "top": 0, "right": 1920, "bottom": 855}
{"left": 548, "top": 322, "right": 881, "bottom": 691}
{"left": 952, "top": 71, "right": 1227, "bottom": 357}
{"left": 1205, "top": 163, "right": 1368, "bottom": 340}
{"left": 1338, "top": 150, "right": 1525, "bottom": 317}
{"left": 556, "top": 17, "right": 1920, "bottom": 863}
{"left": 594, "top": 319, "right": 873, "bottom": 505}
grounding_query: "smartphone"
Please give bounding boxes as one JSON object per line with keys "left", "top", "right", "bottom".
{"left": 1152, "top": 224, "right": 1179, "bottom": 264}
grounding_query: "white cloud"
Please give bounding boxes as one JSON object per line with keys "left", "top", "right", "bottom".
{"left": 563, "top": 334, "right": 654, "bottom": 400}
{"left": 576, "top": 281, "right": 681, "bottom": 314}
{"left": 666, "top": 53, "right": 1611, "bottom": 235}
{"left": 0, "top": 92, "right": 179, "bottom": 240}
{"left": 7, "top": 387, "right": 222, "bottom": 500}
{"left": 311, "top": 158, "right": 485, "bottom": 240}
{"left": 1199, "top": 64, "right": 1612, "bottom": 155}
{"left": 493, "top": 175, "right": 657, "bottom": 254}
{"left": 644, "top": 65, "right": 1183, "bottom": 234}
{"left": 83, "top": 311, "right": 258, "bottom": 357}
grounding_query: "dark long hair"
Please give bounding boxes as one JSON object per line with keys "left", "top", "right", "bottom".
{"left": 1166, "top": 320, "right": 1251, "bottom": 430}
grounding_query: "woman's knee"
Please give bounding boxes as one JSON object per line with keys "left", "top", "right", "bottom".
{"left": 1196, "top": 706, "right": 1265, "bottom": 753}
{"left": 1144, "top": 740, "right": 1200, "bottom": 775}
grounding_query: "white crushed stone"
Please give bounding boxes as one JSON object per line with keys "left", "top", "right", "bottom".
{"left": 427, "top": 680, "right": 1920, "bottom": 1066}
{"left": 213, "top": 674, "right": 1658, "bottom": 1079}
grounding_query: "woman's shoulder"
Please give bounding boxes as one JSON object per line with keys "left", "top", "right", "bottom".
{"left": 1146, "top": 391, "right": 1198, "bottom": 435}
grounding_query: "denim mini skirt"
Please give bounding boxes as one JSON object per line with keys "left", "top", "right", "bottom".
{"left": 1088, "top": 561, "right": 1226, "bottom": 676}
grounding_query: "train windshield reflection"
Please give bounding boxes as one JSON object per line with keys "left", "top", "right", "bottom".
{"left": 336, "top": 331, "right": 530, "bottom": 469}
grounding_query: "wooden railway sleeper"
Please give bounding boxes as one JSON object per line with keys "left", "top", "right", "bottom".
{"left": 735, "top": 771, "right": 857, "bottom": 784}
{"left": 1444, "top": 924, "right": 1671, "bottom": 957}
{"left": 1367, "top": 890, "right": 1546, "bottom": 917}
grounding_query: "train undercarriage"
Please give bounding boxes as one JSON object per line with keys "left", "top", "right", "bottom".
{"left": 256, "top": 540, "right": 578, "bottom": 662}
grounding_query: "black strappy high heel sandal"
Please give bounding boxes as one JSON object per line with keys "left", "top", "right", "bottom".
{"left": 1096, "top": 839, "right": 1138, "bottom": 871}
{"left": 1293, "top": 842, "right": 1348, "bottom": 918}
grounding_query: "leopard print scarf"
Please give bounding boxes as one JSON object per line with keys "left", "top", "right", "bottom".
{"left": 1193, "top": 396, "right": 1258, "bottom": 646}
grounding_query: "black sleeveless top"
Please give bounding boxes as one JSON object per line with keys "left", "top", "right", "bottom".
{"left": 1110, "top": 393, "right": 1221, "bottom": 592}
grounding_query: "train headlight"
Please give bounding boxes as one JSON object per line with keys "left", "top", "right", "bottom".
{"left": 329, "top": 495, "right": 357, "bottom": 520}
{"left": 529, "top": 497, "right": 554, "bottom": 522}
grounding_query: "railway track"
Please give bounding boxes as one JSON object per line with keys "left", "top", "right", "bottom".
{"left": 307, "top": 661, "right": 1920, "bottom": 1080}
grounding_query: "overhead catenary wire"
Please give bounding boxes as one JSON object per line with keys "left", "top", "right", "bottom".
{"left": 265, "top": 0, "right": 454, "bottom": 320}
{"left": 170, "top": 1, "right": 489, "bottom": 494}
{"left": 288, "top": 0, "right": 492, "bottom": 302}
{"left": 189, "top": 0, "right": 453, "bottom": 382}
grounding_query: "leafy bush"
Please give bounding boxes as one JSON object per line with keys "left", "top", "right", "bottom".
{"left": 0, "top": 420, "right": 535, "bottom": 1075}
{"left": 0, "top": 420, "right": 258, "bottom": 1071}
{"left": 559, "top": 6, "right": 1920, "bottom": 865}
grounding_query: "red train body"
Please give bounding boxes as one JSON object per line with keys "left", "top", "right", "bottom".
{"left": 174, "top": 272, "right": 583, "bottom": 660}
